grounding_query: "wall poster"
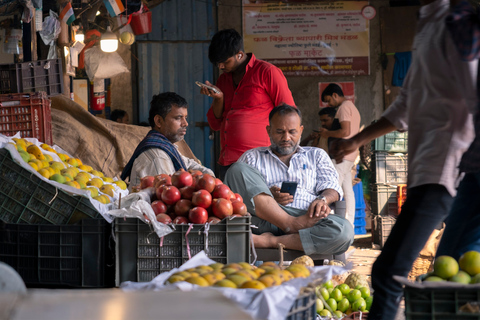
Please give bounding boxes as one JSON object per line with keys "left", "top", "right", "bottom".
{"left": 243, "top": 1, "right": 370, "bottom": 76}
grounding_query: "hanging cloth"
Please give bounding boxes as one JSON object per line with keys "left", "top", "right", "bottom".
{"left": 392, "top": 52, "right": 412, "bottom": 87}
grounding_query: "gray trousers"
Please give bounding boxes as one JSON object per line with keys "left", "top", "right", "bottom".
{"left": 224, "top": 162, "right": 354, "bottom": 255}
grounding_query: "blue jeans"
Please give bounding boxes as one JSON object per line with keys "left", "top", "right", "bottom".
{"left": 368, "top": 184, "right": 453, "bottom": 320}
{"left": 436, "top": 172, "right": 480, "bottom": 260}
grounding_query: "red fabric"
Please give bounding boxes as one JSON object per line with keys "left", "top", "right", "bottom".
{"left": 207, "top": 53, "right": 295, "bottom": 166}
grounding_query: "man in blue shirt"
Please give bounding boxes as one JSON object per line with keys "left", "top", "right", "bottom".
{"left": 224, "top": 104, "right": 353, "bottom": 256}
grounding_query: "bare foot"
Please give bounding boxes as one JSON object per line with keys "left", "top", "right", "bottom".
{"left": 252, "top": 232, "right": 276, "bottom": 248}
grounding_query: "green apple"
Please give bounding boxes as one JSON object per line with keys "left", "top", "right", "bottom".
{"left": 338, "top": 283, "right": 351, "bottom": 295}
{"left": 319, "top": 309, "right": 332, "bottom": 317}
{"left": 352, "top": 298, "right": 367, "bottom": 312}
{"left": 337, "top": 297, "right": 350, "bottom": 313}
{"left": 365, "top": 296, "right": 373, "bottom": 311}
{"left": 316, "top": 298, "right": 324, "bottom": 313}
{"left": 347, "top": 289, "right": 362, "bottom": 303}
{"left": 358, "top": 286, "right": 371, "bottom": 299}
{"left": 331, "top": 288, "right": 343, "bottom": 302}
{"left": 326, "top": 298, "right": 337, "bottom": 312}
{"left": 323, "top": 279, "right": 334, "bottom": 289}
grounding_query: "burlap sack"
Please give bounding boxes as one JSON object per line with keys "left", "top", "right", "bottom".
{"left": 51, "top": 95, "right": 200, "bottom": 179}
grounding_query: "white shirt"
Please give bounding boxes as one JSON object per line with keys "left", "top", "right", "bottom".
{"left": 382, "top": 0, "right": 477, "bottom": 196}
{"left": 129, "top": 148, "right": 214, "bottom": 190}
{"left": 237, "top": 146, "right": 343, "bottom": 210}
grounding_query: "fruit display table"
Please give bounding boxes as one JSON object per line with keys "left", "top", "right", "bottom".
{"left": 0, "top": 288, "right": 252, "bottom": 320}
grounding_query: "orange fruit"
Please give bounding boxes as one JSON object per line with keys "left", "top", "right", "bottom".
{"left": 459, "top": 251, "right": 480, "bottom": 276}
{"left": 433, "top": 256, "right": 459, "bottom": 279}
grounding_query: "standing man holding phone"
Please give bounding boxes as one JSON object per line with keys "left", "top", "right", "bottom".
{"left": 199, "top": 29, "right": 295, "bottom": 180}
{"left": 319, "top": 84, "right": 361, "bottom": 227}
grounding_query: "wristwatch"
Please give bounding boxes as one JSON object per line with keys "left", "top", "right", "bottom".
{"left": 318, "top": 196, "right": 327, "bottom": 204}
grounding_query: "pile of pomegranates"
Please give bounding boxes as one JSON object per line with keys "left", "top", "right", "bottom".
{"left": 138, "top": 169, "right": 248, "bottom": 225}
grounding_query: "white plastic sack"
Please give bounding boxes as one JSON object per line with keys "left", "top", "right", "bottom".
{"left": 39, "top": 10, "right": 61, "bottom": 59}
{"left": 84, "top": 46, "right": 130, "bottom": 81}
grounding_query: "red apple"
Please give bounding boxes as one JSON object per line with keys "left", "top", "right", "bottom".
{"left": 173, "top": 216, "right": 189, "bottom": 224}
{"left": 168, "top": 211, "right": 177, "bottom": 220}
{"left": 195, "top": 174, "right": 216, "bottom": 193}
{"left": 161, "top": 186, "right": 181, "bottom": 205}
{"left": 189, "top": 207, "right": 208, "bottom": 224}
{"left": 215, "top": 178, "right": 223, "bottom": 186}
{"left": 180, "top": 186, "right": 195, "bottom": 200}
{"left": 171, "top": 170, "right": 193, "bottom": 188}
{"left": 212, "top": 184, "right": 232, "bottom": 200}
{"left": 234, "top": 193, "right": 243, "bottom": 203}
{"left": 151, "top": 200, "right": 168, "bottom": 215}
{"left": 212, "top": 198, "right": 233, "bottom": 219}
{"left": 140, "top": 176, "right": 155, "bottom": 189}
{"left": 156, "top": 213, "right": 172, "bottom": 224}
{"left": 231, "top": 200, "right": 247, "bottom": 216}
{"left": 207, "top": 216, "right": 221, "bottom": 224}
{"left": 154, "top": 174, "right": 171, "bottom": 188}
{"left": 192, "top": 189, "right": 212, "bottom": 209}
{"left": 231, "top": 214, "right": 243, "bottom": 217}
{"left": 174, "top": 199, "right": 192, "bottom": 216}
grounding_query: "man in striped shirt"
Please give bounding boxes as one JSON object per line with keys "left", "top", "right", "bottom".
{"left": 224, "top": 104, "right": 354, "bottom": 256}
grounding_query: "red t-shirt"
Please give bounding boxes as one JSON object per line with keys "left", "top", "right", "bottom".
{"left": 207, "top": 53, "right": 295, "bottom": 166}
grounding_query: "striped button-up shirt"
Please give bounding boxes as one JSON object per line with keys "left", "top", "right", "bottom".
{"left": 237, "top": 146, "right": 342, "bottom": 210}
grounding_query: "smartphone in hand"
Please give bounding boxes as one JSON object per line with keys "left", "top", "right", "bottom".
{"left": 280, "top": 181, "right": 298, "bottom": 197}
{"left": 195, "top": 81, "right": 219, "bottom": 94}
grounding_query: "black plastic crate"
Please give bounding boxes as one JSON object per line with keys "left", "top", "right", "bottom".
{"left": 115, "top": 217, "right": 251, "bottom": 285}
{"left": 0, "top": 59, "right": 63, "bottom": 96}
{"left": 0, "top": 148, "right": 100, "bottom": 224}
{"left": 287, "top": 285, "right": 316, "bottom": 320}
{"left": 404, "top": 285, "right": 480, "bottom": 320}
{"left": 0, "top": 219, "right": 115, "bottom": 288}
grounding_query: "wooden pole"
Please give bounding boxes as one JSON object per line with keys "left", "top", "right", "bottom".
{"left": 58, "top": 0, "right": 70, "bottom": 97}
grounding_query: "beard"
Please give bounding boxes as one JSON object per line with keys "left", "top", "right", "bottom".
{"left": 270, "top": 138, "right": 300, "bottom": 156}
{"left": 165, "top": 130, "right": 186, "bottom": 143}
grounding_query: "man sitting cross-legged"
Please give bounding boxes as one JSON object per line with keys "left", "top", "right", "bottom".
{"left": 224, "top": 104, "right": 354, "bottom": 255}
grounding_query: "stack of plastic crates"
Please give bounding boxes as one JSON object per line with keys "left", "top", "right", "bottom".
{"left": 370, "top": 130, "right": 408, "bottom": 248}
{"left": 353, "top": 181, "right": 366, "bottom": 235}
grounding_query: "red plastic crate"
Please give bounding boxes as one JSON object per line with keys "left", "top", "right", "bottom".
{"left": 397, "top": 184, "right": 407, "bottom": 215}
{"left": 0, "top": 92, "right": 52, "bottom": 145}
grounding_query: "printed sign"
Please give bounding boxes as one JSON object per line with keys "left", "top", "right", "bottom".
{"left": 243, "top": 1, "right": 370, "bottom": 76}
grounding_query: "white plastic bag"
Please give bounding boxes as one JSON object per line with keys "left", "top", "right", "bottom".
{"left": 84, "top": 46, "right": 130, "bottom": 80}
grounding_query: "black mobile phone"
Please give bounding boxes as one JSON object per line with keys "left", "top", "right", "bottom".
{"left": 280, "top": 181, "right": 298, "bottom": 197}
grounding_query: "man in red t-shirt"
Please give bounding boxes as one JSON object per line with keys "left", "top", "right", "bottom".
{"left": 199, "top": 29, "right": 295, "bottom": 180}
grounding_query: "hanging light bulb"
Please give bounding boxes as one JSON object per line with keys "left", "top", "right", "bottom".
{"left": 75, "top": 29, "right": 84, "bottom": 43}
{"left": 100, "top": 26, "right": 118, "bottom": 52}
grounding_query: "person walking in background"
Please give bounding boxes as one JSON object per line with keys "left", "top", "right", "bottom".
{"left": 329, "top": 0, "right": 477, "bottom": 318}
{"left": 319, "top": 83, "right": 360, "bottom": 227}
{"left": 199, "top": 29, "right": 295, "bottom": 180}
{"left": 435, "top": 0, "right": 480, "bottom": 260}
{"left": 300, "top": 107, "right": 341, "bottom": 156}
{"left": 110, "top": 109, "right": 129, "bottom": 124}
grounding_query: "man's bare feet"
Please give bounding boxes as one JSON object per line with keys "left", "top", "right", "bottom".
{"left": 252, "top": 232, "right": 276, "bottom": 248}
